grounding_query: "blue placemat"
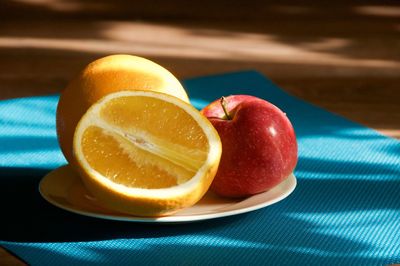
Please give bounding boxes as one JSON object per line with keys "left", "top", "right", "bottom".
{"left": 1, "top": 71, "right": 399, "bottom": 265}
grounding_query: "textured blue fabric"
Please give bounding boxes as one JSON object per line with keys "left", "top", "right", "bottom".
{"left": 1, "top": 71, "right": 399, "bottom": 265}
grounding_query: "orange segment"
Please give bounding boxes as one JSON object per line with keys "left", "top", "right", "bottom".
{"left": 100, "top": 95, "right": 209, "bottom": 151}
{"left": 73, "top": 90, "right": 222, "bottom": 217}
{"left": 81, "top": 126, "right": 188, "bottom": 189}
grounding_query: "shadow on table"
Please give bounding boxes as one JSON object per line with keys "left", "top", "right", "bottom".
{"left": 1, "top": 0, "right": 399, "bottom": 92}
{"left": 1, "top": 0, "right": 399, "bottom": 62}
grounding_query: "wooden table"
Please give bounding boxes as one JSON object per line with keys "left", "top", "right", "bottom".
{"left": 1, "top": 1, "right": 399, "bottom": 264}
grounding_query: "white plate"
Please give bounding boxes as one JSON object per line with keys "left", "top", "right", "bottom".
{"left": 39, "top": 165, "right": 296, "bottom": 223}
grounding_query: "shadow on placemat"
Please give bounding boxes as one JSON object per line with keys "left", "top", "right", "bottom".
{"left": 0, "top": 167, "right": 243, "bottom": 242}
{"left": 3, "top": 166, "right": 399, "bottom": 266}
{"left": 1, "top": 160, "right": 400, "bottom": 245}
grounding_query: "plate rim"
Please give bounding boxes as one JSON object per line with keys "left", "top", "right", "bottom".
{"left": 39, "top": 166, "right": 297, "bottom": 223}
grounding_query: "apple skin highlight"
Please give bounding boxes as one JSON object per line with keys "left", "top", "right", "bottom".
{"left": 201, "top": 95, "right": 298, "bottom": 198}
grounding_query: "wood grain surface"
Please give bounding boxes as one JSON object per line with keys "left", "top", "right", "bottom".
{"left": 1, "top": 0, "right": 399, "bottom": 264}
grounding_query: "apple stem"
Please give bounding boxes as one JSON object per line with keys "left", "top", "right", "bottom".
{"left": 220, "top": 96, "right": 232, "bottom": 120}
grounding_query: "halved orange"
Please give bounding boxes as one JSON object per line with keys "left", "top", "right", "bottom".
{"left": 73, "top": 91, "right": 222, "bottom": 217}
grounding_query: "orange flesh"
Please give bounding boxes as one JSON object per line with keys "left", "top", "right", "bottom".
{"left": 99, "top": 96, "right": 208, "bottom": 151}
{"left": 80, "top": 96, "right": 209, "bottom": 189}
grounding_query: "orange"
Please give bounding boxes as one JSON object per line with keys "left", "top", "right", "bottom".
{"left": 56, "top": 54, "right": 189, "bottom": 164}
{"left": 73, "top": 91, "right": 221, "bottom": 216}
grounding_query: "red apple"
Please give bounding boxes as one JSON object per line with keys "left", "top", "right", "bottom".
{"left": 201, "top": 95, "right": 297, "bottom": 198}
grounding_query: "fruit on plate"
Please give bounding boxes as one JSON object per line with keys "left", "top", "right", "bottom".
{"left": 73, "top": 90, "right": 221, "bottom": 216}
{"left": 57, "top": 54, "right": 189, "bottom": 164}
{"left": 201, "top": 95, "right": 297, "bottom": 198}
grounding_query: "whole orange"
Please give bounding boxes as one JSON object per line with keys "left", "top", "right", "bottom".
{"left": 56, "top": 54, "right": 189, "bottom": 163}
